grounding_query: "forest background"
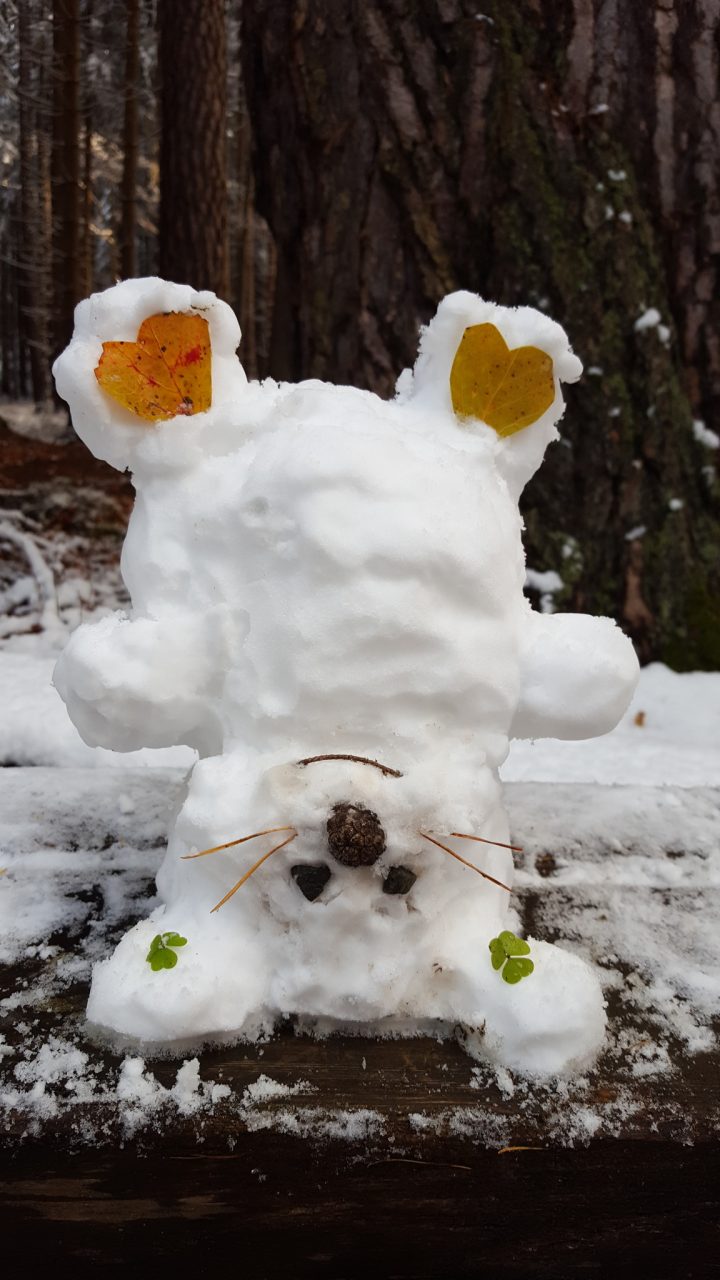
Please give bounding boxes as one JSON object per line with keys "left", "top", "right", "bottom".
{"left": 1, "top": 0, "right": 718, "bottom": 669}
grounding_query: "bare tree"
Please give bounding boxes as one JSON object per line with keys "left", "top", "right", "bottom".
{"left": 2, "top": 0, "right": 157, "bottom": 396}
{"left": 18, "top": 0, "right": 51, "bottom": 401}
{"left": 234, "top": 35, "right": 256, "bottom": 376}
{"left": 51, "top": 0, "right": 81, "bottom": 363}
{"left": 158, "top": 0, "right": 229, "bottom": 295}
{"left": 119, "top": 0, "right": 139, "bottom": 279}
{"left": 79, "top": 0, "right": 95, "bottom": 298}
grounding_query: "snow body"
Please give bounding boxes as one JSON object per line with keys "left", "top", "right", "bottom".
{"left": 53, "top": 279, "right": 639, "bottom": 1075}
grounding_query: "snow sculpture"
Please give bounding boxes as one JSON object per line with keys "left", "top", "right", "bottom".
{"left": 53, "top": 279, "right": 639, "bottom": 1074}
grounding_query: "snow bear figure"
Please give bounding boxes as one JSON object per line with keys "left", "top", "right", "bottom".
{"left": 53, "top": 278, "right": 639, "bottom": 1075}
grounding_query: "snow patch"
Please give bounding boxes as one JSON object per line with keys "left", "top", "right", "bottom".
{"left": 634, "top": 308, "right": 665, "bottom": 333}
{"left": 693, "top": 419, "right": 719, "bottom": 449}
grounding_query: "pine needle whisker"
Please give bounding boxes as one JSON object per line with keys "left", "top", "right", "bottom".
{"left": 450, "top": 831, "right": 523, "bottom": 853}
{"left": 418, "top": 831, "right": 512, "bottom": 893}
{"left": 182, "top": 825, "right": 295, "bottom": 860}
{"left": 211, "top": 831, "right": 298, "bottom": 913}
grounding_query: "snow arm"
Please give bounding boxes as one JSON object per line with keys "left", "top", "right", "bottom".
{"left": 510, "top": 611, "right": 639, "bottom": 741}
{"left": 53, "top": 606, "right": 245, "bottom": 756}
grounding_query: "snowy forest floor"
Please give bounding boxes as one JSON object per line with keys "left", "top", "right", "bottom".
{"left": 0, "top": 409, "right": 718, "bottom": 1155}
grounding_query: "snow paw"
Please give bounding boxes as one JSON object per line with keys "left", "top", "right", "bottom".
{"left": 460, "top": 939, "right": 607, "bottom": 1076}
{"left": 87, "top": 916, "right": 270, "bottom": 1047}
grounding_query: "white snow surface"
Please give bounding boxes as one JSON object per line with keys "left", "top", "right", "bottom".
{"left": 0, "top": 643, "right": 194, "bottom": 768}
{"left": 44, "top": 279, "right": 644, "bottom": 1077}
{"left": 504, "top": 661, "right": 720, "bottom": 786}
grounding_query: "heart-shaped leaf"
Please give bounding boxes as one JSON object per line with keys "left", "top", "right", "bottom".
{"left": 146, "top": 930, "right": 187, "bottom": 972}
{"left": 95, "top": 311, "right": 211, "bottom": 422}
{"left": 498, "top": 930, "right": 531, "bottom": 957}
{"left": 150, "top": 947, "right": 178, "bottom": 971}
{"left": 488, "top": 932, "right": 534, "bottom": 985}
{"left": 450, "top": 323, "right": 555, "bottom": 437}
{"left": 146, "top": 933, "right": 163, "bottom": 959}
{"left": 502, "top": 957, "right": 535, "bottom": 985}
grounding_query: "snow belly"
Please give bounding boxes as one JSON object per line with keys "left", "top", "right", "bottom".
{"left": 220, "top": 414, "right": 524, "bottom": 762}
{"left": 229, "top": 574, "right": 518, "bottom": 762}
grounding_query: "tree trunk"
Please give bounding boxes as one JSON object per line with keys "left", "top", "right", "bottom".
{"left": 234, "top": 45, "right": 257, "bottom": 377}
{"left": 18, "top": 3, "right": 45, "bottom": 401}
{"left": 119, "top": 0, "right": 140, "bottom": 279}
{"left": 37, "top": 39, "right": 54, "bottom": 382}
{"left": 0, "top": 250, "right": 12, "bottom": 397}
{"left": 80, "top": 30, "right": 93, "bottom": 300}
{"left": 16, "top": 0, "right": 52, "bottom": 403}
{"left": 0, "top": 246, "right": 18, "bottom": 397}
{"left": 158, "top": 0, "right": 229, "bottom": 296}
{"left": 242, "top": 0, "right": 720, "bottom": 670}
{"left": 51, "top": 0, "right": 81, "bottom": 366}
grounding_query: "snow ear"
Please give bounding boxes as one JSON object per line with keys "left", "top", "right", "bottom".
{"left": 403, "top": 291, "right": 582, "bottom": 499}
{"left": 53, "top": 277, "right": 246, "bottom": 473}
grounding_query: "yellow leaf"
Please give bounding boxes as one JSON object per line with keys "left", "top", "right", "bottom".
{"left": 449, "top": 323, "right": 555, "bottom": 437}
{"left": 95, "top": 312, "right": 211, "bottom": 422}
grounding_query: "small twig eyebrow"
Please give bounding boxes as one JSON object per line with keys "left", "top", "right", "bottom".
{"left": 297, "top": 754, "right": 403, "bottom": 778}
{"left": 418, "top": 831, "right": 512, "bottom": 893}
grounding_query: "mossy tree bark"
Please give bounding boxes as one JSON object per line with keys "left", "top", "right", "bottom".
{"left": 242, "top": 0, "right": 720, "bottom": 668}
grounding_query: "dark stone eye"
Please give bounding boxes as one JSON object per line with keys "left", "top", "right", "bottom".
{"left": 382, "top": 866, "right": 417, "bottom": 896}
{"left": 291, "top": 863, "right": 331, "bottom": 901}
{"left": 327, "top": 802, "right": 386, "bottom": 867}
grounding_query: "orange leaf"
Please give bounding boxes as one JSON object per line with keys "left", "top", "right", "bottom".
{"left": 450, "top": 323, "right": 555, "bottom": 437}
{"left": 95, "top": 311, "right": 211, "bottom": 422}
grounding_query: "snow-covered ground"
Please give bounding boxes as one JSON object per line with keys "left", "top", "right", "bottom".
{"left": 505, "top": 661, "right": 720, "bottom": 787}
{"left": 0, "top": 639, "right": 193, "bottom": 768}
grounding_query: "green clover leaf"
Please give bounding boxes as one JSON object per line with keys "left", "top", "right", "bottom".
{"left": 163, "top": 932, "right": 187, "bottom": 948}
{"left": 146, "top": 931, "right": 187, "bottom": 972}
{"left": 502, "top": 957, "right": 535, "bottom": 984}
{"left": 497, "top": 930, "right": 530, "bottom": 956}
{"left": 488, "top": 932, "right": 534, "bottom": 985}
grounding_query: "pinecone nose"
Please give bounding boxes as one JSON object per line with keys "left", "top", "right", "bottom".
{"left": 327, "top": 802, "right": 386, "bottom": 867}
